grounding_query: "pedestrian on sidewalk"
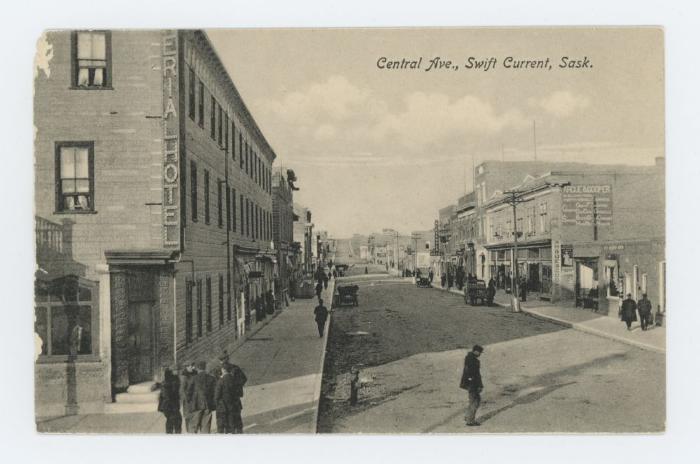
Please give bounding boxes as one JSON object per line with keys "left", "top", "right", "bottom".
{"left": 158, "top": 367, "right": 182, "bottom": 434}
{"left": 289, "top": 275, "right": 297, "bottom": 302}
{"left": 620, "top": 293, "right": 638, "bottom": 331}
{"left": 428, "top": 269, "right": 434, "bottom": 283}
{"left": 637, "top": 293, "right": 653, "bottom": 331}
{"left": 190, "top": 361, "right": 216, "bottom": 433}
{"left": 215, "top": 362, "right": 248, "bottom": 434}
{"left": 486, "top": 279, "right": 496, "bottom": 306}
{"left": 323, "top": 272, "right": 329, "bottom": 290}
{"left": 314, "top": 298, "right": 329, "bottom": 337}
{"left": 265, "top": 289, "right": 275, "bottom": 315}
{"left": 315, "top": 280, "right": 323, "bottom": 300}
{"left": 180, "top": 361, "right": 197, "bottom": 433}
{"left": 441, "top": 272, "right": 446, "bottom": 288}
{"left": 519, "top": 277, "right": 528, "bottom": 302}
{"left": 459, "top": 344, "right": 484, "bottom": 426}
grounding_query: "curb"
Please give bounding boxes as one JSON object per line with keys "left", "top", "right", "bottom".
{"left": 435, "top": 285, "right": 665, "bottom": 354}
{"left": 312, "top": 279, "right": 335, "bottom": 432}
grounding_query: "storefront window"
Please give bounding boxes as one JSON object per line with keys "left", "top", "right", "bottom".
{"left": 34, "top": 277, "right": 95, "bottom": 358}
{"left": 605, "top": 263, "right": 619, "bottom": 298}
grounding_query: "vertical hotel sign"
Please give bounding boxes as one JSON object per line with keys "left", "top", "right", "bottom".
{"left": 162, "top": 32, "right": 179, "bottom": 247}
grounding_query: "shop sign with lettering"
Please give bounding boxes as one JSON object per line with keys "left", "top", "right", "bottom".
{"left": 562, "top": 184, "right": 613, "bottom": 226}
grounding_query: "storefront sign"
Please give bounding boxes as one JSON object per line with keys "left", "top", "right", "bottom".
{"left": 552, "top": 240, "right": 561, "bottom": 284}
{"left": 162, "top": 32, "right": 180, "bottom": 248}
{"left": 562, "top": 184, "right": 612, "bottom": 226}
{"left": 561, "top": 244, "right": 574, "bottom": 267}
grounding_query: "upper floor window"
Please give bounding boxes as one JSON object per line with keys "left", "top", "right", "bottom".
{"left": 539, "top": 202, "right": 549, "bottom": 232}
{"left": 72, "top": 31, "right": 111, "bottom": 88}
{"left": 188, "top": 67, "right": 196, "bottom": 120}
{"left": 224, "top": 114, "right": 229, "bottom": 154}
{"left": 56, "top": 142, "right": 94, "bottom": 213}
{"left": 190, "top": 161, "right": 198, "bottom": 222}
{"left": 210, "top": 97, "right": 217, "bottom": 140}
{"left": 198, "top": 81, "right": 205, "bottom": 127}
{"left": 218, "top": 105, "right": 223, "bottom": 146}
{"left": 204, "top": 170, "right": 210, "bottom": 224}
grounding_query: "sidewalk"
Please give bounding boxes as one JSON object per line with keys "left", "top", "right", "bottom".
{"left": 437, "top": 285, "right": 665, "bottom": 354}
{"left": 37, "top": 282, "right": 335, "bottom": 434}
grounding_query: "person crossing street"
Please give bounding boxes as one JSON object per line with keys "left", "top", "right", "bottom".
{"left": 460, "top": 344, "right": 484, "bottom": 426}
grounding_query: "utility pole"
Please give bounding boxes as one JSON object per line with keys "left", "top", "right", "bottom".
{"left": 504, "top": 189, "right": 530, "bottom": 311}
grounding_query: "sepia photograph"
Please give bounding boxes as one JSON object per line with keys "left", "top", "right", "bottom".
{"left": 29, "top": 26, "right": 669, "bottom": 435}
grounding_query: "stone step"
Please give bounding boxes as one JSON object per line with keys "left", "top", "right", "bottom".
{"left": 127, "top": 381, "right": 158, "bottom": 394}
{"left": 104, "top": 401, "right": 158, "bottom": 415}
{"left": 115, "top": 390, "right": 159, "bottom": 404}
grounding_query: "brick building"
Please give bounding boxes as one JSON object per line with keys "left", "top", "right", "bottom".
{"left": 483, "top": 159, "right": 665, "bottom": 316}
{"left": 34, "top": 30, "right": 278, "bottom": 417}
{"left": 272, "top": 167, "right": 298, "bottom": 300}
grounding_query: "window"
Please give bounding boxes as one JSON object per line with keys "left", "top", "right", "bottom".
{"left": 198, "top": 81, "right": 204, "bottom": 127}
{"left": 204, "top": 170, "right": 210, "bottom": 224}
{"left": 206, "top": 276, "right": 212, "bottom": 333}
{"left": 56, "top": 142, "right": 94, "bottom": 212}
{"left": 217, "top": 179, "right": 223, "bottom": 228}
{"left": 218, "top": 274, "right": 224, "bottom": 327}
{"left": 190, "top": 161, "right": 198, "bottom": 222}
{"left": 188, "top": 67, "right": 195, "bottom": 120}
{"left": 185, "top": 280, "right": 193, "bottom": 344}
{"left": 226, "top": 186, "right": 231, "bottom": 231}
{"left": 226, "top": 271, "right": 232, "bottom": 321}
{"left": 245, "top": 142, "right": 249, "bottom": 174}
{"left": 246, "top": 199, "right": 250, "bottom": 237}
{"left": 232, "top": 188, "right": 237, "bottom": 232}
{"left": 72, "top": 31, "right": 111, "bottom": 88}
{"left": 196, "top": 279, "right": 203, "bottom": 337}
{"left": 231, "top": 120, "right": 236, "bottom": 160}
{"left": 239, "top": 134, "right": 244, "bottom": 168}
{"left": 605, "top": 263, "right": 620, "bottom": 298}
{"left": 224, "top": 114, "right": 229, "bottom": 154}
{"left": 539, "top": 202, "right": 548, "bottom": 233}
{"left": 35, "top": 277, "right": 96, "bottom": 358}
{"left": 527, "top": 207, "right": 535, "bottom": 234}
{"left": 240, "top": 195, "right": 244, "bottom": 236}
{"left": 210, "top": 97, "right": 217, "bottom": 139}
{"left": 218, "top": 105, "right": 223, "bottom": 146}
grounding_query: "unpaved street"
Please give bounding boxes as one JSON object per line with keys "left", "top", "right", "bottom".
{"left": 318, "top": 276, "right": 665, "bottom": 433}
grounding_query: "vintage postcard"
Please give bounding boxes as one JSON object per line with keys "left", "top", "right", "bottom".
{"left": 33, "top": 27, "right": 665, "bottom": 434}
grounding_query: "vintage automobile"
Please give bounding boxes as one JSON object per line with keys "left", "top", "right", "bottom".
{"left": 416, "top": 275, "right": 432, "bottom": 288}
{"left": 333, "top": 284, "right": 359, "bottom": 307}
{"left": 465, "top": 279, "right": 488, "bottom": 305}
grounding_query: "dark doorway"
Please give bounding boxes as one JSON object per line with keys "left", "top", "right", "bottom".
{"left": 126, "top": 271, "right": 157, "bottom": 384}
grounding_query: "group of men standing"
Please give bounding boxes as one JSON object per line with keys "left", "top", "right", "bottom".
{"left": 157, "top": 353, "right": 248, "bottom": 434}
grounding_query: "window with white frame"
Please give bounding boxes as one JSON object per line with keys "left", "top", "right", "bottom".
{"left": 539, "top": 201, "right": 548, "bottom": 232}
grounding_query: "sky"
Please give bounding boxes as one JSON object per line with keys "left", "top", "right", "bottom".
{"left": 207, "top": 28, "right": 664, "bottom": 237}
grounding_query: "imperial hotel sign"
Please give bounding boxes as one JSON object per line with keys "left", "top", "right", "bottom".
{"left": 162, "top": 32, "right": 180, "bottom": 248}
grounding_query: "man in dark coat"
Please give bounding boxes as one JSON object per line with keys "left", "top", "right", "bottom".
{"left": 190, "top": 360, "right": 216, "bottom": 433}
{"left": 180, "top": 361, "right": 197, "bottom": 432}
{"left": 519, "top": 277, "right": 528, "bottom": 302}
{"left": 215, "top": 362, "right": 248, "bottom": 433}
{"left": 158, "top": 367, "right": 182, "bottom": 434}
{"left": 620, "top": 293, "right": 638, "bottom": 330}
{"left": 315, "top": 281, "right": 323, "bottom": 300}
{"left": 637, "top": 293, "right": 653, "bottom": 331}
{"left": 459, "top": 344, "right": 484, "bottom": 426}
{"left": 323, "top": 272, "right": 329, "bottom": 290}
{"left": 314, "top": 298, "right": 329, "bottom": 337}
{"left": 486, "top": 279, "right": 496, "bottom": 306}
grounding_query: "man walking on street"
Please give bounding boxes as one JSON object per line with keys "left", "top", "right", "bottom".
{"left": 314, "top": 298, "right": 329, "bottom": 337}
{"left": 190, "top": 361, "right": 216, "bottom": 433}
{"left": 215, "top": 361, "right": 248, "bottom": 434}
{"left": 460, "top": 344, "right": 484, "bottom": 426}
{"left": 637, "top": 293, "right": 653, "bottom": 331}
{"left": 158, "top": 367, "right": 182, "bottom": 434}
{"left": 620, "top": 293, "right": 638, "bottom": 331}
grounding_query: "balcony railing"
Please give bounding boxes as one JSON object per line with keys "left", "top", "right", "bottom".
{"left": 36, "top": 216, "right": 64, "bottom": 254}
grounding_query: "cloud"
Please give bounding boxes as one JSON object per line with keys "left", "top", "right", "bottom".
{"left": 260, "top": 75, "right": 371, "bottom": 124}
{"left": 372, "top": 92, "right": 529, "bottom": 148}
{"left": 530, "top": 90, "right": 590, "bottom": 117}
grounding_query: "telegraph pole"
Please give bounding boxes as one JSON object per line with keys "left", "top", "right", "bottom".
{"left": 504, "top": 189, "right": 530, "bottom": 311}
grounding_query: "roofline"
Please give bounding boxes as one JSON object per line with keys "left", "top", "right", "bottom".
{"left": 195, "top": 30, "right": 277, "bottom": 162}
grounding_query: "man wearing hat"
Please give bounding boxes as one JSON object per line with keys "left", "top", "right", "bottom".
{"left": 215, "top": 360, "right": 248, "bottom": 433}
{"left": 190, "top": 360, "right": 216, "bottom": 433}
{"left": 459, "top": 344, "right": 484, "bottom": 426}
